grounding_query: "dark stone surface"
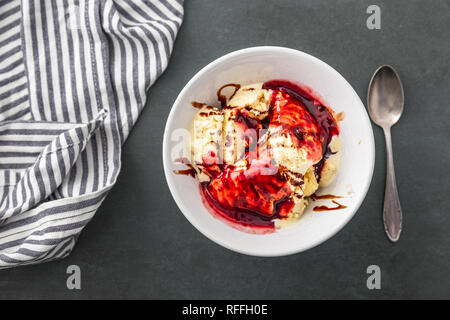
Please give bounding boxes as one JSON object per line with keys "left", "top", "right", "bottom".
{"left": 1, "top": 0, "right": 449, "bottom": 299}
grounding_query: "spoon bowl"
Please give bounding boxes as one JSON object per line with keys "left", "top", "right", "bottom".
{"left": 368, "top": 65, "right": 404, "bottom": 128}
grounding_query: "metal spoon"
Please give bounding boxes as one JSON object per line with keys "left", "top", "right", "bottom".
{"left": 367, "top": 65, "right": 404, "bottom": 242}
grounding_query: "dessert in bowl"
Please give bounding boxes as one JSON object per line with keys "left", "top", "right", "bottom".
{"left": 183, "top": 80, "right": 343, "bottom": 233}
{"left": 163, "top": 47, "right": 374, "bottom": 256}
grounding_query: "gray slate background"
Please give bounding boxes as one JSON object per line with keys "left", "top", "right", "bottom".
{"left": 1, "top": 0, "right": 449, "bottom": 299}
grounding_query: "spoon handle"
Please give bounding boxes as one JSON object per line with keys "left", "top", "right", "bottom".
{"left": 382, "top": 127, "right": 402, "bottom": 242}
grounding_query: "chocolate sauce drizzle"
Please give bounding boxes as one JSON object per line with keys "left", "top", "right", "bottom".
{"left": 313, "top": 200, "right": 347, "bottom": 212}
{"left": 217, "top": 83, "right": 241, "bottom": 107}
{"left": 173, "top": 158, "right": 196, "bottom": 177}
{"left": 310, "top": 194, "right": 343, "bottom": 201}
{"left": 190, "top": 101, "right": 206, "bottom": 109}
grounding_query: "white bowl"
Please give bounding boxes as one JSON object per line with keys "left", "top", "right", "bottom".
{"left": 163, "top": 46, "right": 375, "bottom": 257}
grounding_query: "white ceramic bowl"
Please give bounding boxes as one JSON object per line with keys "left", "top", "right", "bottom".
{"left": 163, "top": 46, "right": 375, "bottom": 256}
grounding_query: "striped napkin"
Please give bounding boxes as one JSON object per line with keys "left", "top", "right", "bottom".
{"left": 0, "top": 0, "right": 183, "bottom": 268}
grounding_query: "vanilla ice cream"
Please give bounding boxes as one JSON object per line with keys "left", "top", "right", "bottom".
{"left": 185, "top": 80, "right": 342, "bottom": 232}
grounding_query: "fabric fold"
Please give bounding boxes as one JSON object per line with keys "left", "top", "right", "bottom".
{"left": 0, "top": 109, "right": 107, "bottom": 222}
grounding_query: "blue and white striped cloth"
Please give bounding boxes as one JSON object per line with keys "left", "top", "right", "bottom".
{"left": 0, "top": 0, "right": 183, "bottom": 268}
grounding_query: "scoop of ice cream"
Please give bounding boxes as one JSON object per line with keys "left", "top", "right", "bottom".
{"left": 222, "top": 83, "right": 272, "bottom": 164}
{"left": 268, "top": 90, "right": 323, "bottom": 170}
{"left": 189, "top": 105, "right": 223, "bottom": 182}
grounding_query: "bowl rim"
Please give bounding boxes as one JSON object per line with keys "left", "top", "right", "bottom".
{"left": 162, "top": 46, "right": 375, "bottom": 257}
